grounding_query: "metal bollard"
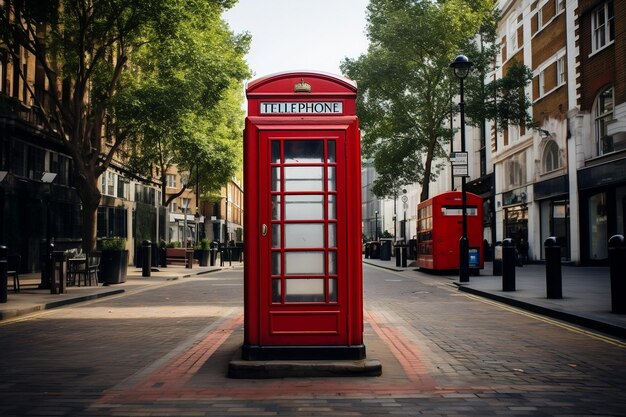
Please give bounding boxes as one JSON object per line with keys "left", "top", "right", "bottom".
{"left": 493, "top": 241, "right": 502, "bottom": 276}
{"left": 502, "top": 238, "right": 516, "bottom": 291}
{"left": 401, "top": 245, "right": 407, "bottom": 267}
{"left": 608, "top": 235, "right": 626, "bottom": 314}
{"left": 395, "top": 245, "right": 401, "bottom": 267}
{"left": 142, "top": 240, "right": 151, "bottom": 277}
{"left": 544, "top": 236, "right": 562, "bottom": 299}
{"left": 0, "top": 245, "right": 7, "bottom": 303}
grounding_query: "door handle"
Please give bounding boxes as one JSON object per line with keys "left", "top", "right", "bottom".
{"left": 262, "top": 224, "right": 268, "bottom": 236}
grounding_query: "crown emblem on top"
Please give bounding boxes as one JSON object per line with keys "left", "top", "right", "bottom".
{"left": 294, "top": 79, "right": 311, "bottom": 93}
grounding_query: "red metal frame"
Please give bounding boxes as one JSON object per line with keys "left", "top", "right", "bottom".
{"left": 416, "top": 191, "right": 484, "bottom": 271}
{"left": 243, "top": 71, "right": 363, "bottom": 355}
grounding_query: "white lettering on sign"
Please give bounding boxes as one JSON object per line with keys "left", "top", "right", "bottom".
{"left": 260, "top": 102, "right": 343, "bottom": 114}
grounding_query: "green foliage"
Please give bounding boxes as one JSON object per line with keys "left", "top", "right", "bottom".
{"left": 196, "top": 238, "right": 211, "bottom": 250}
{"left": 341, "top": 0, "right": 496, "bottom": 201}
{"left": 484, "top": 60, "right": 535, "bottom": 131}
{"left": 166, "top": 241, "right": 182, "bottom": 248}
{"left": 0, "top": 0, "right": 248, "bottom": 251}
{"left": 100, "top": 238, "right": 127, "bottom": 251}
{"left": 118, "top": 0, "right": 250, "bottom": 204}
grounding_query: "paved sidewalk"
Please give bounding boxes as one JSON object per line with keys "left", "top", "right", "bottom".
{"left": 0, "top": 264, "right": 226, "bottom": 320}
{"left": 363, "top": 257, "right": 626, "bottom": 338}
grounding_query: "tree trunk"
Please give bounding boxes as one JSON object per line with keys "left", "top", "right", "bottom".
{"left": 81, "top": 200, "right": 99, "bottom": 252}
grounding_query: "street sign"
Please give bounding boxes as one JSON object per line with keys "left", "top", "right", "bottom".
{"left": 453, "top": 165, "right": 469, "bottom": 177}
{"left": 450, "top": 152, "right": 468, "bottom": 165}
{"left": 401, "top": 195, "right": 408, "bottom": 203}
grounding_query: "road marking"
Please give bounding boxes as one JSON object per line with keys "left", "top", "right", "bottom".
{"left": 461, "top": 292, "right": 626, "bottom": 349}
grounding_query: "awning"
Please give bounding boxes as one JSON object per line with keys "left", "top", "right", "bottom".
{"left": 169, "top": 213, "right": 205, "bottom": 223}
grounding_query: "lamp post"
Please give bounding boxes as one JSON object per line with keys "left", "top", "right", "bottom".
{"left": 374, "top": 210, "right": 379, "bottom": 241}
{"left": 39, "top": 172, "right": 57, "bottom": 289}
{"left": 450, "top": 54, "right": 473, "bottom": 283}
{"left": 194, "top": 211, "right": 200, "bottom": 244}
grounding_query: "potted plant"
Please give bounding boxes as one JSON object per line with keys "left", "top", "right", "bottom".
{"left": 196, "top": 238, "right": 211, "bottom": 266}
{"left": 99, "top": 238, "right": 128, "bottom": 284}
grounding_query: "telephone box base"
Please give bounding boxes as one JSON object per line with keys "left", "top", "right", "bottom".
{"left": 241, "top": 344, "right": 366, "bottom": 361}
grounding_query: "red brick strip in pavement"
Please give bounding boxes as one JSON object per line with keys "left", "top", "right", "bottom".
{"left": 363, "top": 309, "right": 434, "bottom": 388}
{"left": 97, "top": 308, "right": 490, "bottom": 406}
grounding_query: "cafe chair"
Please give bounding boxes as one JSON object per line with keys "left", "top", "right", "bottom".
{"left": 67, "top": 254, "right": 85, "bottom": 287}
{"left": 85, "top": 251, "right": 101, "bottom": 286}
{"left": 7, "top": 255, "right": 21, "bottom": 292}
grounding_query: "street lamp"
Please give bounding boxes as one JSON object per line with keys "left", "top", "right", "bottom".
{"left": 450, "top": 54, "right": 473, "bottom": 283}
{"left": 194, "top": 211, "right": 200, "bottom": 244}
{"left": 374, "top": 210, "right": 379, "bottom": 241}
{"left": 40, "top": 171, "right": 57, "bottom": 289}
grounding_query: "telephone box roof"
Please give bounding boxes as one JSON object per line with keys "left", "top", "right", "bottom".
{"left": 246, "top": 70, "right": 357, "bottom": 95}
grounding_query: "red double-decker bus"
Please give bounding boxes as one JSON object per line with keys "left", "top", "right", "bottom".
{"left": 416, "top": 191, "right": 484, "bottom": 273}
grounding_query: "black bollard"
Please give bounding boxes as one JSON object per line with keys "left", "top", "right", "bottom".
{"left": 0, "top": 245, "right": 7, "bottom": 303}
{"left": 608, "top": 235, "right": 626, "bottom": 314}
{"left": 401, "top": 245, "right": 407, "bottom": 267}
{"left": 544, "top": 236, "right": 562, "bottom": 299}
{"left": 502, "top": 238, "right": 516, "bottom": 291}
{"left": 142, "top": 240, "right": 151, "bottom": 277}
{"left": 395, "top": 245, "right": 401, "bottom": 267}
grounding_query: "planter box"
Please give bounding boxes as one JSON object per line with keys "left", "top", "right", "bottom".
{"left": 100, "top": 250, "right": 129, "bottom": 284}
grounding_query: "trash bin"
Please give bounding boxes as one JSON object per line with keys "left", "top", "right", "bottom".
{"left": 380, "top": 241, "right": 391, "bottom": 261}
{"left": 369, "top": 242, "right": 380, "bottom": 259}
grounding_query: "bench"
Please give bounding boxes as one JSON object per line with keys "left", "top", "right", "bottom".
{"left": 166, "top": 248, "right": 194, "bottom": 268}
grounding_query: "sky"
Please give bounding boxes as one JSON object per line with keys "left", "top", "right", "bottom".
{"left": 223, "top": 0, "right": 370, "bottom": 82}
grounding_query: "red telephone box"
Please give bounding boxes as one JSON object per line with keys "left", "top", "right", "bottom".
{"left": 242, "top": 71, "right": 364, "bottom": 360}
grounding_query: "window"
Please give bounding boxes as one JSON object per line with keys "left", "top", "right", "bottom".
{"left": 101, "top": 171, "right": 128, "bottom": 199}
{"left": 505, "top": 152, "right": 526, "bottom": 188}
{"left": 556, "top": 0, "right": 564, "bottom": 14}
{"left": 508, "top": 14, "right": 519, "bottom": 52}
{"left": 537, "top": 8, "right": 544, "bottom": 31}
{"left": 166, "top": 174, "right": 176, "bottom": 188}
{"left": 591, "top": 1, "right": 614, "bottom": 53}
{"left": 557, "top": 55, "right": 566, "bottom": 85}
{"left": 543, "top": 140, "right": 560, "bottom": 172}
{"left": 595, "top": 87, "right": 614, "bottom": 155}
{"left": 538, "top": 71, "right": 546, "bottom": 96}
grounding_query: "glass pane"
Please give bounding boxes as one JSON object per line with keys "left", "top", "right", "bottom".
{"left": 328, "top": 251, "right": 337, "bottom": 274}
{"left": 328, "top": 195, "right": 336, "bottom": 219}
{"left": 272, "top": 141, "right": 281, "bottom": 163}
{"left": 285, "top": 224, "right": 324, "bottom": 248}
{"left": 285, "top": 195, "right": 324, "bottom": 220}
{"left": 328, "top": 223, "right": 336, "bottom": 247}
{"left": 272, "top": 224, "right": 281, "bottom": 248}
{"left": 284, "top": 140, "right": 323, "bottom": 163}
{"left": 272, "top": 279, "right": 282, "bottom": 303}
{"left": 589, "top": 192, "right": 608, "bottom": 260}
{"left": 284, "top": 167, "right": 323, "bottom": 191}
{"left": 272, "top": 252, "right": 281, "bottom": 275}
{"left": 285, "top": 252, "right": 324, "bottom": 275}
{"left": 327, "top": 167, "right": 336, "bottom": 191}
{"left": 327, "top": 141, "right": 336, "bottom": 162}
{"left": 272, "top": 167, "right": 281, "bottom": 192}
{"left": 272, "top": 195, "right": 281, "bottom": 220}
{"left": 285, "top": 279, "right": 325, "bottom": 302}
{"left": 329, "top": 278, "right": 337, "bottom": 303}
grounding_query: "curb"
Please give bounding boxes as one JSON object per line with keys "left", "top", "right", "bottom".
{"left": 0, "top": 289, "right": 125, "bottom": 320}
{"left": 455, "top": 283, "right": 626, "bottom": 339}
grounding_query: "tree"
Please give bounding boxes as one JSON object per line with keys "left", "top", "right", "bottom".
{"left": 341, "top": 0, "right": 496, "bottom": 202}
{"left": 117, "top": 1, "right": 249, "bottom": 210}
{"left": 0, "top": 0, "right": 246, "bottom": 251}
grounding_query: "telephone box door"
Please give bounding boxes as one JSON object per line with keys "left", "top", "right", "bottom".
{"left": 259, "top": 130, "right": 349, "bottom": 346}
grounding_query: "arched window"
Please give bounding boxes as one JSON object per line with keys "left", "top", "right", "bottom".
{"left": 595, "top": 87, "right": 614, "bottom": 155}
{"left": 543, "top": 140, "right": 560, "bottom": 173}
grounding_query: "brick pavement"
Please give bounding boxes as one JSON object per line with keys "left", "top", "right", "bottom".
{"left": 1, "top": 264, "right": 626, "bottom": 416}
